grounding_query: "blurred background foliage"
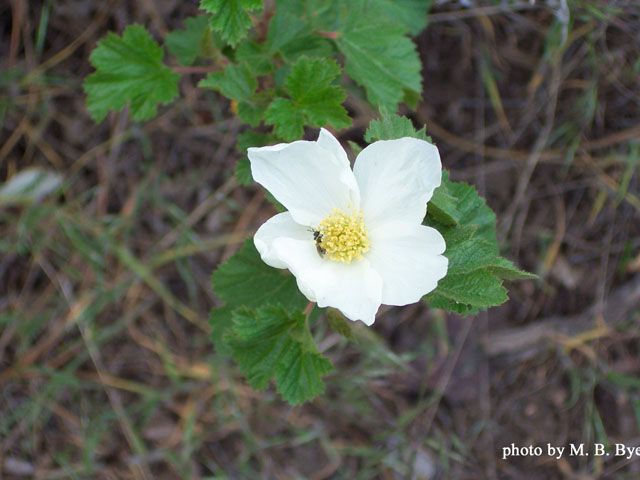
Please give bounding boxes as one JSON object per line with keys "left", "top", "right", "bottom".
{"left": 1, "top": 0, "right": 639, "bottom": 478}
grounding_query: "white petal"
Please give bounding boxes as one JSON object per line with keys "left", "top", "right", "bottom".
{"left": 317, "top": 128, "right": 350, "bottom": 166}
{"left": 309, "top": 259, "right": 383, "bottom": 325}
{"left": 269, "top": 236, "right": 383, "bottom": 325}
{"left": 249, "top": 131, "right": 360, "bottom": 227}
{"left": 353, "top": 137, "right": 442, "bottom": 228}
{"left": 367, "top": 221, "right": 448, "bottom": 306}
{"left": 254, "top": 212, "right": 310, "bottom": 269}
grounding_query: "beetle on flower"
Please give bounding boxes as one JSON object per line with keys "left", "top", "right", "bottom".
{"left": 248, "top": 129, "right": 448, "bottom": 325}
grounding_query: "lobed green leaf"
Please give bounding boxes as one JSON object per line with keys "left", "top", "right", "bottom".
{"left": 83, "top": 25, "right": 179, "bottom": 122}
{"left": 424, "top": 178, "right": 535, "bottom": 313}
{"left": 364, "top": 113, "right": 431, "bottom": 143}
{"left": 165, "top": 15, "right": 211, "bottom": 66}
{"left": 488, "top": 257, "right": 538, "bottom": 280}
{"left": 430, "top": 270, "right": 508, "bottom": 307}
{"left": 236, "top": 93, "right": 272, "bottom": 127}
{"left": 199, "top": 63, "right": 257, "bottom": 103}
{"left": 200, "top": 0, "right": 262, "bottom": 46}
{"left": 265, "top": 57, "right": 350, "bottom": 141}
{"left": 335, "top": 0, "right": 422, "bottom": 110}
{"left": 210, "top": 239, "right": 309, "bottom": 351}
{"left": 225, "top": 305, "right": 333, "bottom": 404}
{"left": 235, "top": 41, "right": 273, "bottom": 75}
{"left": 327, "top": 309, "right": 353, "bottom": 339}
{"left": 267, "top": 7, "right": 333, "bottom": 62}
{"left": 364, "top": 115, "right": 534, "bottom": 314}
{"left": 375, "top": 0, "right": 432, "bottom": 35}
{"left": 266, "top": 1, "right": 335, "bottom": 62}
{"left": 428, "top": 179, "right": 462, "bottom": 226}
{"left": 446, "top": 179, "right": 497, "bottom": 243}
{"left": 264, "top": 98, "right": 306, "bottom": 141}
{"left": 267, "top": 9, "right": 308, "bottom": 53}
{"left": 427, "top": 295, "right": 479, "bottom": 316}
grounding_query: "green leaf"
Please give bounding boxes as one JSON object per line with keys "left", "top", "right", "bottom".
{"left": 361, "top": 113, "right": 530, "bottom": 314}
{"left": 84, "top": 25, "right": 179, "bottom": 122}
{"left": 273, "top": 65, "right": 291, "bottom": 88}
{"left": 275, "top": 340, "right": 333, "bottom": 405}
{"left": 234, "top": 157, "right": 252, "bottom": 185}
{"left": 236, "top": 91, "right": 272, "bottom": 126}
{"left": 431, "top": 270, "right": 508, "bottom": 308}
{"left": 235, "top": 41, "right": 273, "bottom": 75}
{"left": 359, "top": 114, "right": 525, "bottom": 314}
{"left": 209, "top": 305, "right": 234, "bottom": 355}
{"left": 425, "top": 174, "right": 534, "bottom": 313}
{"left": 445, "top": 238, "right": 500, "bottom": 276}
{"left": 200, "top": 0, "right": 262, "bottom": 46}
{"left": 335, "top": 0, "right": 422, "bottom": 110}
{"left": 265, "top": 191, "right": 286, "bottom": 213}
{"left": 347, "top": 140, "right": 362, "bottom": 157}
{"left": 284, "top": 57, "right": 350, "bottom": 127}
{"left": 364, "top": 113, "right": 430, "bottom": 142}
{"left": 165, "top": 15, "right": 210, "bottom": 66}
{"left": 266, "top": 8, "right": 333, "bottom": 62}
{"left": 327, "top": 309, "right": 353, "bottom": 339}
{"left": 267, "top": 9, "right": 308, "bottom": 52}
{"left": 199, "top": 63, "right": 257, "bottom": 103}
{"left": 265, "top": 57, "right": 350, "bottom": 141}
{"left": 210, "top": 239, "right": 308, "bottom": 346}
{"left": 402, "top": 88, "right": 422, "bottom": 110}
{"left": 225, "top": 305, "right": 333, "bottom": 404}
{"left": 488, "top": 257, "right": 538, "bottom": 280}
{"left": 428, "top": 178, "right": 462, "bottom": 226}
{"left": 271, "top": 0, "right": 337, "bottom": 29}
{"left": 435, "top": 223, "right": 477, "bottom": 247}
{"left": 428, "top": 295, "right": 479, "bottom": 316}
{"left": 375, "top": 0, "right": 432, "bottom": 35}
{"left": 446, "top": 179, "right": 497, "bottom": 243}
{"left": 237, "top": 101, "right": 265, "bottom": 126}
{"left": 280, "top": 36, "right": 333, "bottom": 63}
{"left": 264, "top": 98, "right": 305, "bottom": 141}
{"left": 433, "top": 211, "right": 499, "bottom": 277}
{"left": 212, "top": 239, "right": 308, "bottom": 311}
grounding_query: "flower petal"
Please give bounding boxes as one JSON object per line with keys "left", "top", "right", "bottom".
{"left": 254, "top": 212, "right": 310, "bottom": 269}
{"left": 353, "top": 137, "right": 442, "bottom": 228}
{"left": 316, "top": 128, "right": 350, "bottom": 166}
{"left": 267, "top": 235, "right": 383, "bottom": 325}
{"left": 249, "top": 129, "right": 360, "bottom": 227}
{"left": 367, "top": 221, "right": 448, "bottom": 306}
{"left": 307, "top": 258, "right": 383, "bottom": 325}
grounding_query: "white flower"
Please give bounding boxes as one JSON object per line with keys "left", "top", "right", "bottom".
{"left": 248, "top": 128, "right": 448, "bottom": 326}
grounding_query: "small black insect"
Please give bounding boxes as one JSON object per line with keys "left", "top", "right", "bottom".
{"left": 310, "top": 228, "right": 326, "bottom": 258}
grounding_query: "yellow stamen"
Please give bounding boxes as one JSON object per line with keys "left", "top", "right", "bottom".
{"left": 317, "top": 208, "right": 369, "bottom": 263}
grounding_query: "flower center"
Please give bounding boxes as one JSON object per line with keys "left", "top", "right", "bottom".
{"left": 317, "top": 208, "right": 370, "bottom": 263}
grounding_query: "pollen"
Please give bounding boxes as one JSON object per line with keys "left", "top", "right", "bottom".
{"left": 317, "top": 208, "right": 370, "bottom": 263}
